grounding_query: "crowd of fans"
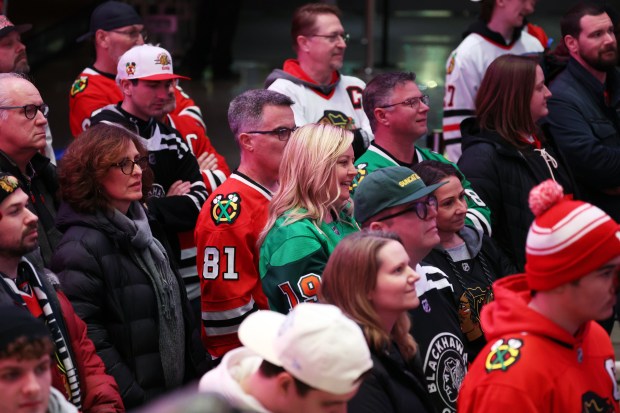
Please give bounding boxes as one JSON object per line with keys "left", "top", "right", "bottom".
{"left": 1, "top": 0, "right": 620, "bottom": 412}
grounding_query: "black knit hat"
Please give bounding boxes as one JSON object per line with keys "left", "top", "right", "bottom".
{"left": 77, "top": 1, "right": 143, "bottom": 42}
{"left": 0, "top": 306, "right": 51, "bottom": 355}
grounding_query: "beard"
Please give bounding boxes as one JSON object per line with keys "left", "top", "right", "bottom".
{"left": 0, "top": 226, "right": 38, "bottom": 258}
{"left": 581, "top": 44, "right": 619, "bottom": 72}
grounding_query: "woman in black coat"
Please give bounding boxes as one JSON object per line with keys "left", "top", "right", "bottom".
{"left": 51, "top": 124, "right": 205, "bottom": 409}
{"left": 320, "top": 230, "right": 435, "bottom": 413}
{"left": 457, "top": 54, "right": 576, "bottom": 271}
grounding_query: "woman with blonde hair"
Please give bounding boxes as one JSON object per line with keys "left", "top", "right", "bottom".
{"left": 259, "top": 123, "right": 359, "bottom": 313}
{"left": 320, "top": 230, "right": 434, "bottom": 413}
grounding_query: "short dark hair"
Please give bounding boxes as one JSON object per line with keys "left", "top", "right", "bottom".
{"left": 561, "top": 2, "right": 607, "bottom": 38}
{"left": 362, "top": 72, "right": 417, "bottom": 131}
{"left": 412, "top": 160, "right": 463, "bottom": 186}
{"left": 227, "top": 89, "right": 294, "bottom": 144}
{"left": 59, "top": 123, "right": 152, "bottom": 213}
{"left": 0, "top": 335, "right": 54, "bottom": 361}
{"left": 258, "top": 360, "right": 314, "bottom": 396}
{"left": 291, "top": 3, "right": 342, "bottom": 53}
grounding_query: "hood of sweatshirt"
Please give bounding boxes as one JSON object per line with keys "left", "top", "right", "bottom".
{"left": 264, "top": 59, "right": 341, "bottom": 97}
{"left": 482, "top": 274, "right": 588, "bottom": 348}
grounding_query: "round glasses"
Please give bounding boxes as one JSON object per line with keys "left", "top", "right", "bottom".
{"left": 0, "top": 103, "right": 49, "bottom": 120}
{"left": 376, "top": 195, "right": 438, "bottom": 222}
{"left": 111, "top": 156, "right": 149, "bottom": 175}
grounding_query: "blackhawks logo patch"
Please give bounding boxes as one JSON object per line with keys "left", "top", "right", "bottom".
{"left": 446, "top": 52, "right": 456, "bottom": 75}
{"left": 70, "top": 76, "right": 88, "bottom": 97}
{"left": 485, "top": 338, "right": 523, "bottom": 373}
{"left": 154, "top": 53, "right": 172, "bottom": 70}
{"left": 0, "top": 175, "right": 19, "bottom": 194}
{"left": 211, "top": 193, "right": 241, "bottom": 225}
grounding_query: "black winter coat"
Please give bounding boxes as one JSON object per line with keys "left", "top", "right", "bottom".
{"left": 457, "top": 118, "right": 577, "bottom": 271}
{"left": 347, "top": 343, "right": 435, "bottom": 413}
{"left": 50, "top": 202, "right": 205, "bottom": 410}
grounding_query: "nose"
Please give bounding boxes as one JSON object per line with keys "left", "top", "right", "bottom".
{"left": 456, "top": 197, "right": 467, "bottom": 214}
{"left": 544, "top": 85, "right": 552, "bottom": 99}
{"left": 426, "top": 202, "right": 438, "bottom": 219}
{"left": 25, "top": 208, "right": 39, "bottom": 226}
{"left": 22, "top": 371, "right": 42, "bottom": 398}
{"left": 136, "top": 34, "right": 145, "bottom": 46}
{"left": 408, "top": 266, "right": 421, "bottom": 283}
{"left": 347, "top": 161, "right": 357, "bottom": 176}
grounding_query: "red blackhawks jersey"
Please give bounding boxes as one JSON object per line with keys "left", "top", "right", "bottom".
{"left": 195, "top": 172, "right": 271, "bottom": 359}
{"left": 69, "top": 66, "right": 204, "bottom": 137}
{"left": 167, "top": 113, "right": 231, "bottom": 301}
{"left": 458, "top": 275, "right": 620, "bottom": 413}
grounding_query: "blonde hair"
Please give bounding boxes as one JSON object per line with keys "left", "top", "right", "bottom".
{"left": 259, "top": 123, "right": 354, "bottom": 245}
{"left": 320, "top": 230, "right": 418, "bottom": 360}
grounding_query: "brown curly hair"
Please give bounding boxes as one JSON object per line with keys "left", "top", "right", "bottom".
{"left": 0, "top": 336, "right": 54, "bottom": 360}
{"left": 59, "top": 123, "right": 152, "bottom": 213}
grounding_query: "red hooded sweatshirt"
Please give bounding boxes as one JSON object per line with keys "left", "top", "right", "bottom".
{"left": 458, "top": 274, "right": 619, "bottom": 412}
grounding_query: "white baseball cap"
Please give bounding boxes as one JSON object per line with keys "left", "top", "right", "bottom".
{"left": 238, "top": 303, "right": 372, "bottom": 395}
{"left": 116, "top": 44, "right": 190, "bottom": 84}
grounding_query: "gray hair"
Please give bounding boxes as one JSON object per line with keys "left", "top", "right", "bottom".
{"left": 362, "top": 72, "right": 417, "bottom": 131}
{"left": 0, "top": 73, "right": 33, "bottom": 121}
{"left": 227, "top": 89, "right": 294, "bottom": 144}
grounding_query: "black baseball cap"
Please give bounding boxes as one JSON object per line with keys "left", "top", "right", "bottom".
{"left": 77, "top": 1, "right": 143, "bottom": 42}
{"left": 0, "top": 15, "right": 32, "bottom": 39}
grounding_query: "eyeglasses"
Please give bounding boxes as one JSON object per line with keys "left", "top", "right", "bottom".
{"left": 109, "top": 28, "right": 148, "bottom": 42}
{"left": 310, "top": 32, "right": 350, "bottom": 44}
{"left": 379, "top": 95, "right": 430, "bottom": 109}
{"left": 111, "top": 156, "right": 149, "bottom": 175}
{"left": 376, "top": 195, "right": 438, "bottom": 222}
{"left": 0, "top": 104, "right": 49, "bottom": 120}
{"left": 245, "top": 126, "right": 298, "bottom": 141}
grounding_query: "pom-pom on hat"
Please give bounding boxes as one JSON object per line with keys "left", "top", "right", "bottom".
{"left": 525, "top": 180, "right": 620, "bottom": 291}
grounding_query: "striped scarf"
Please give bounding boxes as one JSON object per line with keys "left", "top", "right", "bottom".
{"left": 5, "top": 260, "right": 83, "bottom": 409}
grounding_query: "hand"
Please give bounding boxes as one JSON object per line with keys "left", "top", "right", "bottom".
{"left": 197, "top": 153, "right": 218, "bottom": 171}
{"left": 167, "top": 180, "right": 191, "bottom": 196}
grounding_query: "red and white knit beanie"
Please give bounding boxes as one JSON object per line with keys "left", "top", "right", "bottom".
{"left": 525, "top": 180, "right": 620, "bottom": 291}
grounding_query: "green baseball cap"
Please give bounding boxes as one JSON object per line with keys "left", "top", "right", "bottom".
{"left": 354, "top": 166, "right": 446, "bottom": 224}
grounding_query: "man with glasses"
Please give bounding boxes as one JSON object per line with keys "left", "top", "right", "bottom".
{"left": 90, "top": 44, "right": 208, "bottom": 312}
{"left": 69, "top": 0, "right": 203, "bottom": 138}
{"left": 355, "top": 166, "right": 468, "bottom": 413}
{"left": 353, "top": 71, "right": 492, "bottom": 236}
{"left": 195, "top": 89, "right": 295, "bottom": 361}
{"left": 265, "top": 2, "right": 372, "bottom": 159}
{"left": 0, "top": 73, "right": 61, "bottom": 268}
{"left": 0, "top": 16, "right": 56, "bottom": 164}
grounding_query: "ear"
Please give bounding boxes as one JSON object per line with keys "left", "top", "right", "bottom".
{"left": 95, "top": 29, "right": 108, "bottom": 48}
{"left": 119, "top": 79, "right": 133, "bottom": 97}
{"left": 297, "top": 35, "right": 311, "bottom": 53}
{"left": 374, "top": 107, "right": 389, "bottom": 127}
{"left": 368, "top": 221, "right": 387, "bottom": 231}
{"left": 238, "top": 132, "right": 254, "bottom": 152}
{"left": 275, "top": 371, "right": 296, "bottom": 396}
{"left": 564, "top": 35, "right": 579, "bottom": 56}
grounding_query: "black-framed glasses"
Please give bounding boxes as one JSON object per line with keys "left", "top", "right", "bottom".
{"left": 310, "top": 32, "right": 350, "bottom": 44}
{"left": 111, "top": 156, "right": 149, "bottom": 175}
{"left": 379, "top": 95, "right": 430, "bottom": 110}
{"left": 377, "top": 195, "right": 438, "bottom": 222}
{"left": 0, "top": 104, "right": 49, "bottom": 120}
{"left": 109, "top": 28, "right": 148, "bottom": 42}
{"left": 245, "top": 126, "right": 298, "bottom": 141}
